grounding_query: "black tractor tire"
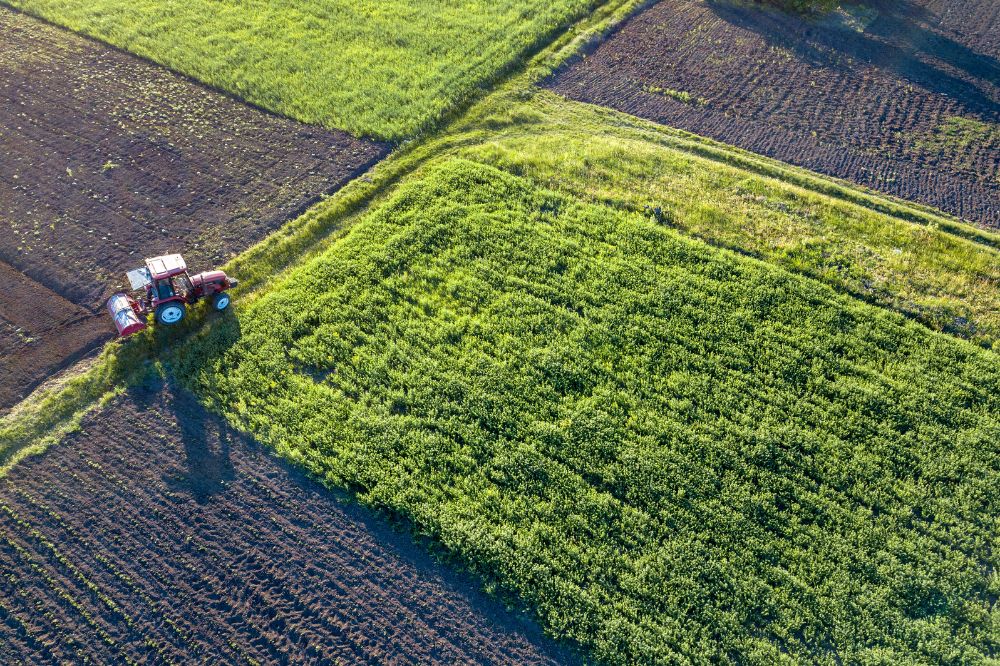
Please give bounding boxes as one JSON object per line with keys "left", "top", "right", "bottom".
{"left": 155, "top": 302, "right": 186, "bottom": 326}
{"left": 212, "top": 292, "right": 232, "bottom": 311}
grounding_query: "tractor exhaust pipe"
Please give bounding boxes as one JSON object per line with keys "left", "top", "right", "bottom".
{"left": 107, "top": 292, "right": 147, "bottom": 338}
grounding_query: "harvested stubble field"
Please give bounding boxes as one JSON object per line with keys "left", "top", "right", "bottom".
{"left": 0, "top": 380, "right": 573, "bottom": 664}
{"left": 168, "top": 92, "right": 1000, "bottom": 665}
{"left": 0, "top": 7, "right": 387, "bottom": 411}
{"left": 547, "top": 0, "right": 1000, "bottom": 226}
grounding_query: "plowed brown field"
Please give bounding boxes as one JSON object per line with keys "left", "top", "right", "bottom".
{"left": 0, "top": 7, "right": 388, "bottom": 411}
{"left": 547, "top": 0, "right": 1000, "bottom": 226}
{"left": 0, "top": 381, "right": 575, "bottom": 664}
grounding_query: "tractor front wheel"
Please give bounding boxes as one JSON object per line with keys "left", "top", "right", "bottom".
{"left": 155, "top": 302, "right": 186, "bottom": 325}
{"left": 212, "top": 293, "right": 231, "bottom": 311}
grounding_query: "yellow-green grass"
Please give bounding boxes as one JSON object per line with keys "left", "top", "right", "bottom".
{"left": 182, "top": 87, "right": 1000, "bottom": 352}
{"left": 3, "top": 0, "right": 603, "bottom": 140}
{"left": 451, "top": 92, "right": 1000, "bottom": 348}
{"left": 173, "top": 150, "right": 1000, "bottom": 664}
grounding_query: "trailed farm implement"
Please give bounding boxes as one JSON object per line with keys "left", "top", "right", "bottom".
{"left": 107, "top": 254, "right": 238, "bottom": 337}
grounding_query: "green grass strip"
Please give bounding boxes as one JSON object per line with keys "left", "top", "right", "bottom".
{"left": 3, "top": 0, "right": 606, "bottom": 140}
{"left": 452, "top": 91, "right": 1000, "bottom": 348}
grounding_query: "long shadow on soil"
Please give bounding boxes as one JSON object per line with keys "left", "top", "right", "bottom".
{"left": 707, "top": 0, "right": 1000, "bottom": 118}
{"left": 151, "top": 377, "right": 236, "bottom": 504}
{"left": 149, "top": 312, "right": 243, "bottom": 503}
{"left": 0, "top": 370, "right": 582, "bottom": 663}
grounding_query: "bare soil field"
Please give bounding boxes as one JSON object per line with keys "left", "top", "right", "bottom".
{"left": 0, "top": 380, "right": 575, "bottom": 664}
{"left": 547, "top": 0, "right": 1000, "bottom": 226}
{"left": 0, "top": 6, "right": 387, "bottom": 411}
{"left": 0, "top": 260, "right": 108, "bottom": 413}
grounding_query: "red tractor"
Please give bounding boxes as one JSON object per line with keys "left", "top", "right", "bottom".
{"left": 107, "top": 254, "right": 238, "bottom": 338}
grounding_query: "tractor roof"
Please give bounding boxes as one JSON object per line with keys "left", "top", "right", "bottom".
{"left": 145, "top": 254, "right": 187, "bottom": 280}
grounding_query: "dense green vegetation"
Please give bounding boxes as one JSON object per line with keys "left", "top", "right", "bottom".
{"left": 3, "top": 0, "right": 600, "bottom": 139}
{"left": 452, "top": 92, "right": 1000, "bottom": 348}
{"left": 176, "top": 152, "right": 1000, "bottom": 664}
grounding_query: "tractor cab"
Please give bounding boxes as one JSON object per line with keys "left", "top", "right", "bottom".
{"left": 145, "top": 254, "right": 188, "bottom": 303}
{"left": 108, "top": 253, "right": 238, "bottom": 337}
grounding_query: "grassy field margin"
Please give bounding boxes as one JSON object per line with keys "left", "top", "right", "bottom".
{"left": 0, "top": 0, "right": 646, "bottom": 473}
{"left": 3, "top": 45, "right": 998, "bottom": 471}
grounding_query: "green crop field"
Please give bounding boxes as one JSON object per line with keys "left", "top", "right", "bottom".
{"left": 170, "top": 92, "right": 1000, "bottom": 665}
{"left": 3, "top": 0, "right": 600, "bottom": 139}
{"left": 450, "top": 94, "right": 1000, "bottom": 350}
{"left": 3, "top": 0, "right": 999, "bottom": 660}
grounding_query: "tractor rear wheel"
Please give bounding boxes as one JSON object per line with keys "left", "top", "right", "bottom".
{"left": 155, "top": 302, "right": 186, "bottom": 325}
{"left": 212, "top": 293, "right": 231, "bottom": 311}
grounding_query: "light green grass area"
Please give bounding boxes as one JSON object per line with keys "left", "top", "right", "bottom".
{"left": 169, "top": 92, "right": 1000, "bottom": 664}
{"left": 641, "top": 84, "right": 708, "bottom": 106}
{"left": 3, "top": 0, "right": 600, "bottom": 140}
{"left": 451, "top": 92, "right": 1000, "bottom": 348}
{"left": 918, "top": 116, "right": 1000, "bottom": 152}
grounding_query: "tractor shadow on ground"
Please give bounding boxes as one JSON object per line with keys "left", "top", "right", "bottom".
{"left": 706, "top": 0, "right": 1000, "bottom": 118}
{"left": 167, "top": 379, "right": 236, "bottom": 504}
{"left": 167, "top": 311, "right": 246, "bottom": 503}
{"left": 134, "top": 313, "right": 245, "bottom": 504}
{"left": 133, "top": 374, "right": 235, "bottom": 505}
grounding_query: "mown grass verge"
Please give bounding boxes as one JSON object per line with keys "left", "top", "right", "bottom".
{"left": 3, "top": 0, "right": 605, "bottom": 140}
{"left": 174, "top": 155, "right": 1000, "bottom": 664}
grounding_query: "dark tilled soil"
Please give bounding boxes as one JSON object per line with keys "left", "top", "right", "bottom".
{"left": 0, "top": 7, "right": 388, "bottom": 410}
{"left": 547, "top": 0, "right": 1000, "bottom": 226}
{"left": 0, "top": 260, "right": 109, "bottom": 410}
{"left": 0, "top": 381, "right": 576, "bottom": 665}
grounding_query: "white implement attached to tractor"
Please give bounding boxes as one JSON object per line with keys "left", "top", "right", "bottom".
{"left": 107, "top": 254, "right": 238, "bottom": 337}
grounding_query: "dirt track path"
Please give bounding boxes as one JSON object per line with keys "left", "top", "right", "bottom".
{"left": 0, "top": 7, "right": 388, "bottom": 411}
{"left": 0, "top": 381, "right": 576, "bottom": 664}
